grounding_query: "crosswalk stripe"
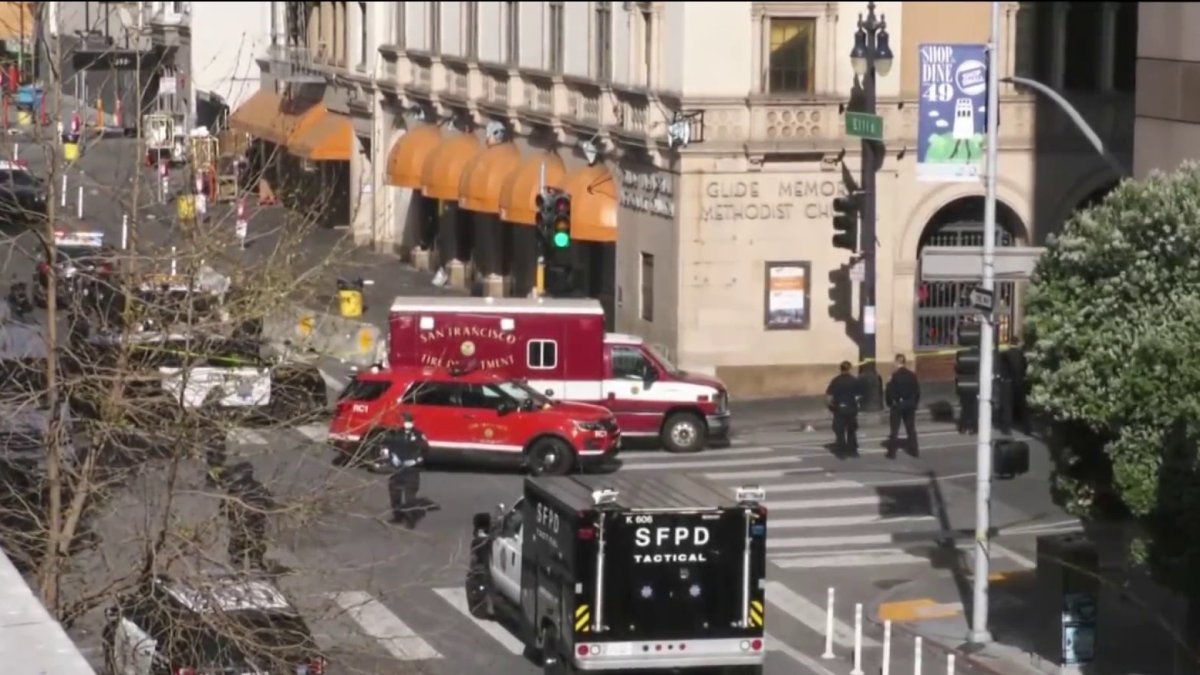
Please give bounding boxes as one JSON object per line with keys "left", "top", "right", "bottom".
{"left": 768, "top": 514, "right": 935, "bottom": 529}
{"left": 771, "top": 550, "right": 937, "bottom": 569}
{"left": 765, "top": 495, "right": 883, "bottom": 510}
{"left": 432, "top": 588, "right": 525, "bottom": 655}
{"left": 227, "top": 428, "right": 269, "bottom": 445}
{"left": 329, "top": 591, "right": 442, "bottom": 661}
{"left": 767, "top": 533, "right": 896, "bottom": 550}
{"left": 296, "top": 424, "right": 329, "bottom": 442}
{"left": 765, "top": 633, "right": 842, "bottom": 675}
{"left": 622, "top": 456, "right": 804, "bottom": 471}
{"left": 704, "top": 467, "right": 824, "bottom": 481}
{"left": 765, "top": 581, "right": 877, "bottom": 648}
{"left": 755, "top": 479, "right": 864, "bottom": 494}
{"left": 619, "top": 446, "right": 774, "bottom": 463}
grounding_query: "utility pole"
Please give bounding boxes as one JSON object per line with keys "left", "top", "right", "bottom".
{"left": 969, "top": 0, "right": 1002, "bottom": 646}
{"left": 849, "top": 3, "right": 892, "bottom": 411}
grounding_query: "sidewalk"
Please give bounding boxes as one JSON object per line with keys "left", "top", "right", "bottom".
{"left": 731, "top": 380, "right": 960, "bottom": 431}
{"left": 867, "top": 567, "right": 1183, "bottom": 675}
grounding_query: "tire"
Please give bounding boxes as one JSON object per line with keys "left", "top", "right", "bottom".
{"left": 540, "top": 626, "right": 576, "bottom": 675}
{"left": 526, "top": 437, "right": 574, "bottom": 476}
{"left": 661, "top": 411, "right": 706, "bottom": 453}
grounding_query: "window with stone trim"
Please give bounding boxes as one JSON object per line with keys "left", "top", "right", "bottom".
{"left": 505, "top": 1, "right": 520, "bottom": 66}
{"left": 767, "top": 17, "right": 816, "bottom": 94}
{"left": 640, "top": 253, "right": 654, "bottom": 322}
{"left": 430, "top": 1, "right": 442, "bottom": 53}
{"left": 594, "top": 1, "right": 613, "bottom": 81}
{"left": 464, "top": 1, "right": 479, "bottom": 59}
{"left": 394, "top": 2, "right": 406, "bottom": 48}
{"left": 358, "top": 1, "right": 368, "bottom": 67}
{"left": 548, "top": 1, "right": 565, "bottom": 72}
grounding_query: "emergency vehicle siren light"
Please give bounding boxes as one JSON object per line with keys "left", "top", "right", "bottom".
{"left": 736, "top": 486, "right": 766, "bottom": 504}
{"left": 591, "top": 488, "right": 619, "bottom": 506}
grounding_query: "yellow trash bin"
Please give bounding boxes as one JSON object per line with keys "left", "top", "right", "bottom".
{"left": 176, "top": 194, "right": 196, "bottom": 222}
{"left": 338, "top": 288, "right": 364, "bottom": 318}
{"left": 16, "top": 110, "right": 31, "bottom": 126}
{"left": 63, "top": 142, "right": 80, "bottom": 162}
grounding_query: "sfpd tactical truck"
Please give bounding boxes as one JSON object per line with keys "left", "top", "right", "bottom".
{"left": 466, "top": 473, "right": 768, "bottom": 673}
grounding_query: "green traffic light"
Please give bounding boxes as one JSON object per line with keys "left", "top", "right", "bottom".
{"left": 553, "top": 231, "right": 570, "bottom": 248}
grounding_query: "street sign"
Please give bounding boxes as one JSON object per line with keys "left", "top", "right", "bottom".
{"left": 845, "top": 111, "right": 884, "bottom": 141}
{"left": 920, "top": 246, "right": 1047, "bottom": 282}
{"left": 970, "top": 287, "right": 995, "bottom": 312}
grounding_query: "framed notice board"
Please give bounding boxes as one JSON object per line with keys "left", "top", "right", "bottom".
{"left": 764, "top": 261, "right": 811, "bottom": 330}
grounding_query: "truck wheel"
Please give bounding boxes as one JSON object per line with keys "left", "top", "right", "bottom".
{"left": 540, "top": 627, "right": 576, "bottom": 674}
{"left": 527, "top": 438, "right": 574, "bottom": 476}
{"left": 661, "top": 412, "right": 706, "bottom": 453}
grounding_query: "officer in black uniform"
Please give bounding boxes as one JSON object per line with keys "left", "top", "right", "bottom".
{"left": 220, "top": 462, "right": 276, "bottom": 571}
{"left": 884, "top": 353, "right": 922, "bottom": 457}
{"left": 381, "top": 414, "right": 433, "bottom": 528}
{"left": 825, "top": 361, "right": 864, "bottom": 456}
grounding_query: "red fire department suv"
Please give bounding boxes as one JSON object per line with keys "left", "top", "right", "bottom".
{"left": 327, "top": 366, "right": 620, "bottom": 475}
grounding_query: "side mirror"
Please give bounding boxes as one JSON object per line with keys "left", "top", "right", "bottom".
{"left": 495, "top": 502, "right": 506, "bottom": 515}
{"left": 472, "top": 512, "right": 491, "bottom": 532}
{"left": 497, "top": 401, "right": 517, "bottom": 416}
{"left": 643, "top": 368, "right": 659, "bottom": 388}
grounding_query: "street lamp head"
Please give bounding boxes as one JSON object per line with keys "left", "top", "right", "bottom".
{"left": 851, "top": 27, "right": 869, "bottom": 77}
{"left": 875, "top": 26, "right": 894, "bottom": 77}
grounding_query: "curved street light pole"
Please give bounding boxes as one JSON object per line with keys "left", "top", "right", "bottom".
{"left": 1001, "top": 75, "right": 1129, "bottom": 178}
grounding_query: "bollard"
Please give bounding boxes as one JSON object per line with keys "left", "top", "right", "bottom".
{"left": 60, "top": 173, "right": 66, "bottom": 208}
{"left": 822, "top": 587, "right": 836, "bottom": 659}
{"left": 76, "top": 185, "right": 83, "bottom": 219}
{"left": 914, "top": 636, "right": 923, "bottom": 675}
{"left": 170, "top": 246, "right": 177, "bottom": 276}
{"left": 850, "top": 603, "right": 864, "bottom": 675}
{"left": 121, "top": 214, "right": 128, "bottom": 250}
{"left": 882, "top": 620, "right": 892, "bottom": 675}
{"left": 946, "top": 653, "right": 955, "bottom": 675}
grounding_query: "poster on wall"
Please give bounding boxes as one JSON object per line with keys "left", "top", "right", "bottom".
{"left": 917, "top": 43, "right": 988, "bottom": 183}
{"left": 764, "top": 261, "right": 810, "bottom": 330}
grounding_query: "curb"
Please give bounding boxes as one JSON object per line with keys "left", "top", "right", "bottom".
{"left": 865, "top": 581, "right": 1040, "bottom": 675}
{"left": 736, "top": 403, "right": 962, "bottom": 434}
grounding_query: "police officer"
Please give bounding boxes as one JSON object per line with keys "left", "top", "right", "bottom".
{"left": 998, "top": 336, "right": 1029, "bottom": 434}
{"left": 220, "top": 462, "right": 276, "bottom": 571}
{"left": 825, "top": 361, "right": 863, "bottom": 456}
{"left": 884, "top": 354, "right": 921, "bottom": 457}
{"left": 381, "top": 414, "right": 432, "bottom": 528}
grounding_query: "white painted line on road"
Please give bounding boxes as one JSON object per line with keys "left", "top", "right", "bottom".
{"left": 771, "top": 429, "right": 962, "bottom": 449}
{"left": 765, "top": 581, "right": 878, "bottom": 648}
{"left": 227, "top": 428, "right": 269, "bottom": 445}
{"left": 704, "top": 467, "right": 824, "bottom": 481}
{"left": 296, "top": 424, "right": 330, "bottom": 443}
{"left": 765, "top": 632, "right": 842, "bottom": 675}
{"left": 768, "top": 533, "right": 896, "bottom": 550}
{"left": 791, "top": 438, "right": 981, "bottom": 458}
{"left": 432, "top": 587, "right": 524, "bottom": 655}
{"left": 1000, "top": 518, "right": 1081, "bottom": 535}
{"left": 768, "top": 514, "right": 935, "bottom": 529}
{"left": 766, "top": 495, "right": 883, "bottom": 510}
{"left": 771, "top": 550, "right": 937, "bottom": 569}
{"left": 619, "top": 446, "right": 774, "bottom": 463}
{"left": 990, "top": 541, "right": 1035, "bottom": 569}
{"left": 330, "top": 591, "right": 443, "bottom": 661}
{"left": 755, "top": 479, "right": 865, "bottom": 494}
{"left": 622, "top": 455, "right": 804, "bottom": 472}
{"left": 860, "top": 472, "right": 975, "bottom": 487}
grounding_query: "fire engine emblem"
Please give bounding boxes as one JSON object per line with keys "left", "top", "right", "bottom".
{"left": 461, "top": 340, "right": 476, "bottom": 357}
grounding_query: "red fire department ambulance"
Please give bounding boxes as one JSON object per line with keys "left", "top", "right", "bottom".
{"left": 387, "top": 296, "right": 732, "bottom": 453}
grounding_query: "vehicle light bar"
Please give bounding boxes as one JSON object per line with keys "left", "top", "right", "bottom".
{"left": 591, "top": 488, "right": 619, "bottom": 506}
{"left": 736, "top": 486, "right": 766, "bottom": 504}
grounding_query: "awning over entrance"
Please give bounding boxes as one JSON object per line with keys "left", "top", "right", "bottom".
{"left": 421, "top": 133, "right": 482, "bottom": 201}
{"left": 289, "top": 109, "right": 353, "bottom": 161}
{"left": 459, "top": 143, "right": 522, "bottom": 214}
{"left": 499, "top": 153, "right": 566, "bottom": 226}
{"left": 387, "top": 125, "right": 442, "bottom": 189}
{"left": 228, "top": 90, "right": 282, "bottom": 141}
{"left": 563, "top": 165, "right": 617, "bottom": 243}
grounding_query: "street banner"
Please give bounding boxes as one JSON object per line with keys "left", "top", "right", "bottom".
{"left": 917, "top": 43, "right": 988, "bottom": 183}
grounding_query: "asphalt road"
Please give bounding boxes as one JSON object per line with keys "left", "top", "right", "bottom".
{"left": 67, "top": 412, "right": 1068, "bottom": 675}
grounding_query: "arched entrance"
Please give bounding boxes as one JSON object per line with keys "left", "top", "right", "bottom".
{"left": 914, "top": 197, "right": 1027, "bottom": 351}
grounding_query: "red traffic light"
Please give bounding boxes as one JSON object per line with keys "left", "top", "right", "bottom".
{"left": 554, "top": 196, "right": 570, "bottom": 215}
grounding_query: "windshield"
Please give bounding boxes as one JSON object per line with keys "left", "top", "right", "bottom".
{"left": 646, "top": 343, "right": 682, "bottom": 376}
{"left": 492, "top": 379, "right": 552, "bottom": 407}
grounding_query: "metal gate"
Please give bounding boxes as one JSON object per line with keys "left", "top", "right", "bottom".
{"left": 915, "top": 222, "right": 1017, "bottom": 350}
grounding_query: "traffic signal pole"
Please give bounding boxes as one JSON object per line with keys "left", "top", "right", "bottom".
{"left": 858, "top": 11, "right": 882, "bottom": 411}
{"left": 968, "top": 0, "right": 1002, "bottom": 646}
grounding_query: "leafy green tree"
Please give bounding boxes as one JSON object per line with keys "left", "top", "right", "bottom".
{"left": 1025, "top": 161, "right": 1200, "bottom": 662}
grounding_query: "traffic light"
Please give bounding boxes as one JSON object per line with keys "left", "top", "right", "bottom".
{"left": 535, "top": 188, "right": 572, "bottom": 254}
{"left": 955, "top": 321, "right": 982, "bottom": 396}
{"left": 832, "top": 194, "right": 861, "bottom": 252}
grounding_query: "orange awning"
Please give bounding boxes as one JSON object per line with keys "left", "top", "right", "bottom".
{"left": 387, "top": 125, "right": 442, "bottom": 188}
{"left": 459, "top": 143, "right": 522, "bottom": 214}
{"left": 499, "top": 153, "right": 566, "bottom": 225}
{"left": 229, "top": 90, "right": 283, "bottom": 142}
{"left": 421, "top": 133, "right": 482, "bottom": 201}
{"left": 289, "top": 109, "right": 353, "bottom": 161}
{"left": 563, "top": 165, "right": 617, "bottom": 243}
